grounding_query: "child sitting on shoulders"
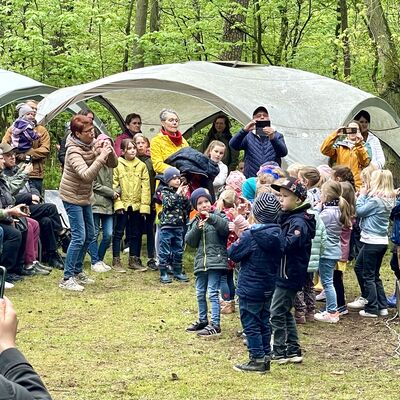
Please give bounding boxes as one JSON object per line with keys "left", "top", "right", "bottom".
{"left": 158, "top": 167, "right": 191, "bottom": 284}
{"left": 269, "top": 177, "right": 316, "bottom": 364}
{"left": 229, "top": 193, "right": 284, "bottom": 374}
{"left": 11, "top": 104, "right": 39, "bottom": 154}
{"left": 185, "top": 188, "right": 229, "bottom": 338}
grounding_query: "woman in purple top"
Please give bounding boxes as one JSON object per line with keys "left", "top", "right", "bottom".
{"left": 114, "top": 113, "right": 142, "bottom": 157}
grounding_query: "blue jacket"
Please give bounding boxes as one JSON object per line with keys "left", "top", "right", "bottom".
{"left": 228, "top": 223, "right": 284, "bottom": 301}
{"left": 277, "top": 203, "right": 316, "bottom": 291}
{"left": 229, "top": 129, "right": 288, "bottom": 178}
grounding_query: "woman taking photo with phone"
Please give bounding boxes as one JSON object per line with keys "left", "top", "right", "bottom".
{"left": 320, "top": 121, "right": 370, "bottom": 190}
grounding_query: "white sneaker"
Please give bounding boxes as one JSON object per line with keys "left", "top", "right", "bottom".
{"left": 101, "top": 261, "right": 111, "bottom": 271}
{"left": 123, "top": 247, "right": 129, "bottom": 254}
{"left": 316, "top": 290, "right": 326, "bottom": 301}
{"left": 314, "top": 311, "right": 340, "bottom": 323}
{"left": 59, "top": 277, "right": 84, "bottom": 292}
{"left": 347, "top": 297, "right": 368, "bottom": 310}
{"left": 5, "top": 281, "right": 14, "bottom": 289}
{"left": 359, "top": 310, "right": 378, "bottom": 318}
{"left": 379, "top": 308, "right": 388, "bottom": 316}
{"left": 75, "top": 272, "right": 95, "bottom": 285}
{"left": 91, "top": 261, "right": 108, "bottom": 273}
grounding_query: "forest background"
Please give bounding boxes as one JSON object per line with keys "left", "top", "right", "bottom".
{"left": 1, "top": 0, "right": 400, "bottom": 184}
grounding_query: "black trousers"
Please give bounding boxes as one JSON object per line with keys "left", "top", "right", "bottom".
{"left": 0, "top": 223, "right": 23, "bottom": 272}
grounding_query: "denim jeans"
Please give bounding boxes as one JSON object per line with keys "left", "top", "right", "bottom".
{"left": 158, "top": 227, "right": 184, "bottom": 269}
{"left": 319, "top": 257, "right": 338, "bottom": 313}
{"left": 355, "top": 243, "right": 388, "bottom": 314}
{"left": 112, "top": 209, "right": 141, "bottom": 257}
{"left": 270, "top": 286, "right": 300, "bottom": 357}
{"left": 220, "top": 270, "right": 235, "bottom": 301}
{"left": 63, "top": 202, "right": 95, "bottom": 279}
{"left": 88, "top": 214, "right": 113, "bottom": 263}
{"left": 195, "top": 270, "right": 223, "bottom": 327}
{"left": 239, "top": 293, "right": 273, "bottom": 359}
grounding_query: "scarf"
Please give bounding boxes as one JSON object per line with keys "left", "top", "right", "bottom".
{"left": 70, "top": 134, "right": 94, "bottom": 149}
{"left": 161, "top": 127, "right": 183, "bottom": 146}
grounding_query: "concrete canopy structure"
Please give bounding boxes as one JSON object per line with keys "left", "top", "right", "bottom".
{"left": 36, "top": 61, "right": 400, "bottom": 166}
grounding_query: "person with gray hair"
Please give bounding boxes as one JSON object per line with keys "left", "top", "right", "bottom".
{"left": 150, "top": 108, "right": 189, "bottom": 174}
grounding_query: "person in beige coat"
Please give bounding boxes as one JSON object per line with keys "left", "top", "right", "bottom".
{"left": 58, "top": 115, "right": 118, "bottom": 291}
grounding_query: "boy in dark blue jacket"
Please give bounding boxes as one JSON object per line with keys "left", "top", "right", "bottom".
{"left": 270, "top": 177, "right": 316, "bottom": 364}
{"left": 229, "top": 193, "right": 284, "bottom": 374}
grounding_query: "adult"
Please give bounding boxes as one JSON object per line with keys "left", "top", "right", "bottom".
{"left": 150, "top": 109, "right": 189, "bottom": 174}
{"left": 198, "top": 115, "right": 239, "bottom": 171}
{"left": 59, "top": 115, "right": 118, "bottom": 291}
{"left": 58, "top": 109, "right": 95, "bottom": 168}
{"left": 0, "top": 297, "right": 52, "bottom": 399}
{"left": 229, "top": 106, "right": 288, "bottom": 178}
{"left": 2, "top": 100, "right": 50, "bottom": 194}
{"left": 320, "top": 121, "right": 370, "bottom": 190}
{"left": 0, "top": 143, "right": 65, "bottom": 270}
{"left": 114, "top": 113, "right": 142, "bottom": 157}
{"left": 354, "top": 110, "right": 385, "bottom": 169}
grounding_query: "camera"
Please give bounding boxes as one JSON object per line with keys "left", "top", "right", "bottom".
{"left": 342, "top": 127, "right": 357, "bottom": 135}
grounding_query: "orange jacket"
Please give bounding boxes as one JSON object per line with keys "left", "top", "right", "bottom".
{"left": 320, "top": 131, "right": 370, "bottom": 189}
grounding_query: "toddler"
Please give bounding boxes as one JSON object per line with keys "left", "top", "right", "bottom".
{"left": 11, "top": 104, "right": 39, "bottom": 153}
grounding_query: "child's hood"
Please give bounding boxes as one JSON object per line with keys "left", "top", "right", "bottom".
{"left": 250, "top": 223, "right": 284, "bottom": 253}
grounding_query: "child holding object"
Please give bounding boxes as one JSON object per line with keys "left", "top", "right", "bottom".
{"left": 185, "top": 188, "right": 229, "bottom": 338}
{"left": 229, "top": 193, "right": 284, "bottom": 374}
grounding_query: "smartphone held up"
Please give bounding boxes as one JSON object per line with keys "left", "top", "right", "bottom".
{"left": 255, "top": 120, "right": 271, "bottom": 136}
{"left": 0, "top": 266, "right": 6, "bottom": 298}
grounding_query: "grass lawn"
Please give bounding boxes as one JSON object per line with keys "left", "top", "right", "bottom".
{"left": 9, "top": 249, "right": 400, "bottom": 400}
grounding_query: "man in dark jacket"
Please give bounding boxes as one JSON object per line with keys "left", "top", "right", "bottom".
{"left": 0, "top": 297, "right": 52, "bottom": 399}
{"left": 269, "top": 177, "right": 316, "bottom": 365}
{"left": 229, "top": 106, "right": 288, "bottom": 178}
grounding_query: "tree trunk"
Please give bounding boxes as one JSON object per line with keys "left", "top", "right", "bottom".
{"left": 364, "top": 0, "right": 400, "bottom": 114}
{"left": 122, "top": 0, "right": 135, "bottom": 71}
{"left": 220, "top": 0, "right": 250, "bottom": 61}
{"left": 340, "top": 0, "right": 351, "bottom": 80}
{"left": 133, "top": 0, "right": 149, "bottom": 69}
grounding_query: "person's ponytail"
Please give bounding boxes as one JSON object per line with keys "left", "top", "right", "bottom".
{"left": 338, "top": 195, "right": 352, "bottom": 228}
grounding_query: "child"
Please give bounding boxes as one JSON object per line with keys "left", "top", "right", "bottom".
{"left": 225, "top": 170, "right": 246, "bottom": 197}
{"left": 237, "top": 161, "right": 245, "bottom": 174}
{"left": 348, "top": 169, "right": 395, "bottom": 317}
{"left": 314, "top": 180, "right": 352, "bottom": 323}
{"left": 205, "top": 140, "right": 228, "bottom": 196}
{"left": 112, "top": 139, "right": 150, "bottom": 272}
{"left": 269, "top": 177, "right": 316, "bottom": 363}
{"left": 256, "top": 163, "right": 286, "bottom": 197}
{"left": 134, "top": 133, "right": 157, "bottom": 270}
{"left": 87, "top": 134, "right": 116, "bottom": 273}
{"left": 11, "top": 104, "right": 39, "bottom": 154}
{"left": 229, "top": 193, "right": 284, "bottom": 374}
{"left": 158, "top": 167, "right": 190, "bottom": 283}
{"left": 185, "top": 188, "right": 229, "bottom": 337}
{"left": 388, "top": 192, "right": 400, "bottom": 307}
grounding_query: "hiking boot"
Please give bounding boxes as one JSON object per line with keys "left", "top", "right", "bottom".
{"left": 233, "top": 358, "right": 270, "bottom": 374}
{"left": 347, "top": 297, "right": 368, "bottom": 310}
{"left": 147, "top": 258, "right": 158, "bottom": 271}
{"left": 59, "top": 277, "right": 84, "bottom": 292}
{"left": 112, "top": 257, "right": 126, "bottom": 273}
{"left": 295, "top": 311, "right": 306, "bottom": 324}
{"left": 197, "top": 324, "right": 221, "bottom": 338}
{"left": 160, "top": 269, "right": 172, "bottom": 284}
{"left": 314, "top": 311, "right": 340, "bottom": 323}
{"left": 186, "top": 320, "right": 208, "bottom": 333}
{"left": 128, "top": 256, "right": 147, "bottom": 272}
{"left": 221, "top": 300, "right": 235, "bottom": 314}
{"left": 75, "top": 272, "right": 95, "bottom": 285}
{"left": 91, "top": 261, "right": 109, "bottom": 273}
{"left": 359, "top": 310, "right": 378, "bottom": 318}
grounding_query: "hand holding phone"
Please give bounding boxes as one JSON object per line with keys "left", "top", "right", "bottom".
{"left": 0, "top": 267, "right": 6, "bottom": 298}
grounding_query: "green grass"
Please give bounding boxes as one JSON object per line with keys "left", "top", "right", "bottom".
{"left": 9, "top": 249, "right": 400, "bottom": 400}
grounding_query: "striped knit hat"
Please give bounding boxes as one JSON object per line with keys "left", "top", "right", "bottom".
{"left": 252, "top": 193, "right": 281, "bottom": 224}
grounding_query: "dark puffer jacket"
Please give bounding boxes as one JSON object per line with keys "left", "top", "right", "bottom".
{"left": 228, "top": 223, "right": 284, "bottom": 301}
{"left": 229, "top": 129, "right": 288, "bottom": 178}
{"left": 277, "top": 203, "right": 316, "bottom": 291}
{"left": 159, "top": 186, "right": 191, "bottom": 227}
{"left": 185, "top": 211, "right": 229, "bottom": 275}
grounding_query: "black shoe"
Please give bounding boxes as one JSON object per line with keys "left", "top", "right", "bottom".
{"left": 20, "top": 267, "right": 36, "bottom": 276}
{"left": 6, "top": 273, "right": 24, "bottom": 283}
{"left": 33, "top": 261, "right": 52, "bottom": 272}
{"left": 286, "top": 350, "right": 303, "bottom": 363}
{"left": 58, "top": 230, "right": 71, "bottom": 253}
{"left": 233, "top": 358, "right": 270, "bottom": 374}
{"left": 147, "top": 258, "right": 158, "bottom": 271}
{"left": 48, "top": 253, "right": 64, "bottom": 270}
{"left": 197, "top": 324, "right": 221, "bottom": 338}
{"left": 186, "top": 320, "right": 208, "bottom": 333}
{"left": 271, "top": 353, "right": 289, "bottom": 365}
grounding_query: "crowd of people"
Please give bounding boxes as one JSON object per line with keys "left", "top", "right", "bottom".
{"left": 0, "top": 101, "right": 399, "bottom": 380}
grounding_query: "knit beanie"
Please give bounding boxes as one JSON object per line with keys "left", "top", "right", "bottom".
{"left": 18, "top": 104, "right": 34, "bottom": 118}
{"left": 242, "top": 177, "right": 257, "bottom": 202}
{"left": 252, "top": 193, "right": 281, "bottom": 224}
{"left": 225, "top": 170, "right": 246, "bottom": 195}
{"left": 163, "top": 167, "right": 181, "bottom": 183}
{"left": 190, "top": 188, "right": 212, "bottom": 209}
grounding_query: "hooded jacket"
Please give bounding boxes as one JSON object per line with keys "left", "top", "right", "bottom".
{"left": 228, "top": 223, "right": 284, "bottom": 301}
{"left": 277, "top": 202, "right": 316, "bottom": 291}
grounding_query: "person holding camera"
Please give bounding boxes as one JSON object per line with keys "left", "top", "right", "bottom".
{"left": 320, "top": 121, "right": 370, "bottom": 190}
{"left": 229, "top": 106, "right": 288, "bottom": 178}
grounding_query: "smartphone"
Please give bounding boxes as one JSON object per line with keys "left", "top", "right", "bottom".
{"left": 25, "top": 155, "right": 32, "bottom": 164}
{"left": 342, "top": 127, "right": 357, "bottom": 135}
{"left": 0, "top": 266, "right": 6, "bottom": 298}
{"left": 255, "top": 120, "right": 271, "bottom": 136}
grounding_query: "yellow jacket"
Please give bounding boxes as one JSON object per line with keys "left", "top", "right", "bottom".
{"left": 320, "top": 131, "right": 370, "bottom": 189}
{"left": 150, "top": 132, "right": 189, "bottom": 174}
{"left": 113, "top": 157, "right": 151, "bottom": 214}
